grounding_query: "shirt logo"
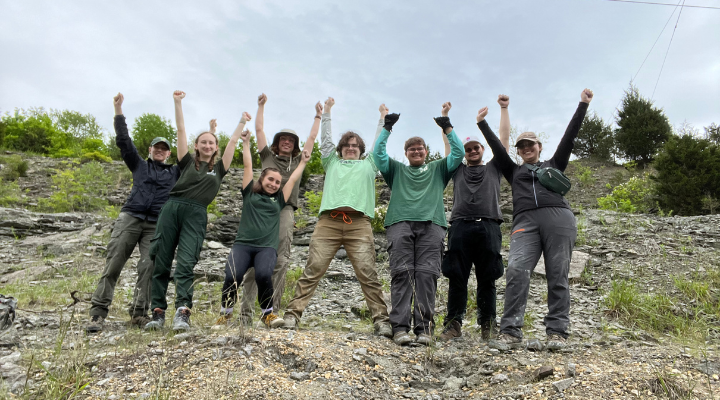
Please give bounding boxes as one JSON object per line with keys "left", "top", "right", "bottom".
{"left": 419, "top": 166, "right": 428, "bottom": 173}
{"left": 270, "top": 198, "right": 277, "bottom": 203}
{"left": 207, "top": 171, "right": 216, "bottom": 176}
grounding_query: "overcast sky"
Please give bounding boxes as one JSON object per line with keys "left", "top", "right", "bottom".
{"left": 1, "top": 1, "right": 718, "bottom": 162}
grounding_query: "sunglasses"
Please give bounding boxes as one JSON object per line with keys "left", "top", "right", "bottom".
{"left": 465, "top": 145, "right": 483, "bottom": 153}
{"left": 516, "top": 141, "right": 537, "bottom": 150}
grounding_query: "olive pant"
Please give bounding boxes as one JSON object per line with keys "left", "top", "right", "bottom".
{"left": 149, "top": 197, "right": 208, "bottom": 311}
{"left": 89, "top": 212, "right": 156, "bottom": 319}
{"left": 240, "top": 205, "right": 294, "bottom": 318}
{"left": 285, "top": 212, "right": 390, "bottom": 324}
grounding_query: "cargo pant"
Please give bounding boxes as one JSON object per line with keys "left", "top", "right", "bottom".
{"left": 240, "top": 205, "right": 294, "bottom": 318}
{"left": 500, "top": 207, "right": 576, "bottom": 339}
{"left": 284, "top": 211, "right": 390, "bottom": 325}
{"left": 149, "top": 197, "right": 208, "bottom": 311}
{"left": 89, "top": 212, "right": 156, "bottom": 319}
{"left": 386, "top": 221, "right": 446, "bottom": 336}
{"left": 442, "top": 218, "right": 504, "bottom": 327}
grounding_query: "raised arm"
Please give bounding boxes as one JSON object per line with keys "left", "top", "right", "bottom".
{"left": 240, "top": 128, "right": 254, "bottom": 190}
{"left": 368, "top": 103, "right": 388, "bottom": 154}
{"left": 550, "top": 88, "right": 592, "bottom": 170}
{"left": 433, "top": 102, "right": 463, "bottom": 171}
{"left": 477, "top": 107, "right": 516, "bottom": 177}
{"left": 320, "top": 97, "right": 335, "bottom": 158}
{"left": 255, "top": 93, "right": 268, "bottom": 152}
{"left": 302, "top": 101, "right": 322, "bottom": 154}
{"left": 442, "top": 132, "right": 450, "bottom": 157}
{"left": 208, "top": 118, "right": 217, "bottom": 135}
{"left": 173, "top": 90, "right": 188, "bottom": 160}
{"left": 498, "top": 94, "right": 511, "bottom": 152}
{"left": 222, "top": 112, "right": 251, "bottom": 169}
{"left": 283, "top": 150, "right": 310, "bottom": 202}
{"left": 113, "top": 93, "right": 142, "bottom": 171}
{"left": 372, "top": 109, "right": 400, "bottom": 174}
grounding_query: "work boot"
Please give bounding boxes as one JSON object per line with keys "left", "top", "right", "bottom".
{"left": 374, "top": 322, "right": 393, "bottom": 338}
{"left": 129, "top": 315, "right": 152, "bottom": 328}
{"left": 438, "top": 320, "right": 462, "bottom": 342}
{"left": 546, "top": 334, "right": 567, "bottom": 351}
{"left": 392, "top": 331, "right": 412, "bottom": 346}
{"left": 480, "top": 320, "right": 498, "bottom": 341}
{"left": 261, "top": 313, "right": 284, "bottom": 329}
{"left": 85, "top": 315, "right": 105, "bottom": 334}
{"left": 172, "top": 307, "right": 191, "bottom": 332}
{"left": 488, "top": 333, "right": 523, "bottom": 351}
{"left": 281, "top": 314, "right": 298, "bottom": 330}
{"left": 144, "top": 308, "right": 166, "bottom": 331}
{"left": 416, "top": 333, "right": 433, "bottom": 346}
{"left": 215, "top": 313, "right": 232, "bottom": 326}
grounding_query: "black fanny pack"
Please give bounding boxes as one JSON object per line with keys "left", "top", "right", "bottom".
{"left": 524, "top": 163, "right": 572, "bottom": 196}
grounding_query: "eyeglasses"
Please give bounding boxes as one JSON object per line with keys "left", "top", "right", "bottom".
{"left": 516, "top": 141, "right": 536, "bottom": 150}
{"left": 406, "top": 147, "right": 425, "bottom": 153}
{"left": 344, "top": 144, "right": 360, "bottom": 149}
{"left": 465, "top": 145, "right": 482, "bottom": 153}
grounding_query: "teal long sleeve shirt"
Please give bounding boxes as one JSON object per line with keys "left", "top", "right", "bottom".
{"left": 373, "top": 128, "right": 464, "bottom": 227}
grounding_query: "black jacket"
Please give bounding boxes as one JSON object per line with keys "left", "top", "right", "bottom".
{"left": 115, "top": 115, "right": 180, "bottom": 221}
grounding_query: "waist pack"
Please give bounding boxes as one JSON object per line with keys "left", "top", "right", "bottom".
{"left": 524, "top": 163, "right": 572, "bottom": 196}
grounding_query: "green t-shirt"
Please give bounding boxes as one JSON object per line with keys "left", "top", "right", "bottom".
{"left": 260, "top": 146, "right": 301, "bottom": 209}
{"left": 169, "top": 153, "right": 228, "bottom": 206}
{"left": 318, "top": 152, "right": 379, "bottom": 218}
{"left": 234, "top": 180, "right": 287, "bottom": 249}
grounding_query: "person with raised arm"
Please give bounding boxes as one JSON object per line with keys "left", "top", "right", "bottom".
{"left": 216, "top": 130, "right": 311, "bottom": 328}
{"left": 144, "top": 90, "right": 250, "bottom": 332}
{"left": 372, "top": 102, "right": 464, "bottom": 346}
{"left": 239, "top": 94, "right": 321, "bottom": 324}
{"left": 437, "top": 95, "right": 512, "bottom": 342}
{"left": 86, "top": 93, "right": 184, "bottom": 333}
{"left": 280, "top": 98, "right": 392, "bottom": 337}
{"left": 474, "top": 89, "right": 592, "bottom": 351}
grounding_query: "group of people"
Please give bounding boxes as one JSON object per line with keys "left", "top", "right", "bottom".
{"left": 86, "top": 88, "right": 594, "bottom": 350}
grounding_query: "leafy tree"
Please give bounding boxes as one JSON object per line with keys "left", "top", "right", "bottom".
{"left": 1, "top": 111, "right": 56, "bottom": 154}
{"left": 130, "top": 113, "right": 176, "bottom": 158}
{"left": 217, "top": 132, "right": 261, "bottom": 168}
{"left": 301, "top": 141, "right": 323, "bottom": 186}
{"left": 573, "top": 111, "right": 615, "bottom": 161}
{"left": 50, "top": 110, "right": 104, "bottom": 141}
{"left": 653, "top": 134, "right": 720, "bottom": 216}
{"left": 705, "top": 123, "right": 719, "bottom": 145}
{"left": 425, "top": 144, "right": 443, "bottom": 163}
{"left": 614, "top": 85, "right": 672, "bottom": 167}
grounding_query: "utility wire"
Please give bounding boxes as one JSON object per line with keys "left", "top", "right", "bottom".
{"left": 604, "top": 0, "right": 720, "bottom": 10}
{"left": 632, "top": 2, "right": 681, "bottom": 82}
{"left": 652, "top": 0, "right": 686, "bottom": 98}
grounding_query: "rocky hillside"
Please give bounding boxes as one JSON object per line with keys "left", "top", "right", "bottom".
{"left": 0, "top": 153, "right": 718, "bottom": 399}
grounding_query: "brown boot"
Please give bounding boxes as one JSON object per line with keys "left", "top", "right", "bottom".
{"left": 480, "top": 320, "right": 498, "bottom": 341}
{"left": 438, "top": 320, "right": 462, "bottom": 341}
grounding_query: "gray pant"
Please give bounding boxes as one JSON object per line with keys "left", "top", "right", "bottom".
{"left": 500, "top": 207, "right": 577, "bottom": 339}
{"left": 240, "top": 206, "right": 294, "bottom": 317}
{"left": 386, "top": 221, "right": 446, "bottom": 336}
{"left": 90, "top": 212, "right": 156, "bottom": 318}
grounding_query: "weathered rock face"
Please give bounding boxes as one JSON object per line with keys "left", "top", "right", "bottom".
{"left": 0, "top": 207, "right": 99, "bottom": 237}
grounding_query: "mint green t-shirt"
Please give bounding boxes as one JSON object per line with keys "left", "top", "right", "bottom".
{"left": 318, "top": 152, "right": 379, "bottom": 218}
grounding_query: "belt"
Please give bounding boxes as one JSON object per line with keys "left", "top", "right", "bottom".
{"left": 457, "top": 217, "right": 502, "bottom": 224}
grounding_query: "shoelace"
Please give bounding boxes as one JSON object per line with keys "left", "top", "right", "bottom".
{"left": 330, "top": 210, "right": 353, "bottom": 224}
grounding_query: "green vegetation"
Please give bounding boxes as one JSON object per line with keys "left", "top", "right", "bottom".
{"left": 38, "top": 161, "right": 115, "bottom": 213}
{"left": 614, "top": 85, "right": 672, "bottom": 167}
{"left": 571, "top": 161, "right": 596, "bottom": 187}
{"left": 130, "top": 113, "right": 176, "bottom": 159}
{"left": 217, "top": 131, "right": 260, "bottom": 168}
{"left": 573, "top": 111, "right": 615, "bottom": 161}
{"left": 597, "top": 172, "right": 655, "bottom": 213}
{"left": 301, "top": 141, "right": 324, "bottom": 186}
{"left": 206, "top": 199, "right": 223, "bottom": 217}
{"left": 304, "top": 190, "right": 323, "bottom": 216}
{"left": 281, "top": 266, "right": 304, "bottom": 309}
{"left": 0, "top": 154, "right": 29, "bottom": 181}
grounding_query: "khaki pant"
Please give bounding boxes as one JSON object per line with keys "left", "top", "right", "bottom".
{"left": 240, "top": 205, "right": 295, "bottom": 316}
{"left": 285, "top": 211, "right": 390, "bottom": 324}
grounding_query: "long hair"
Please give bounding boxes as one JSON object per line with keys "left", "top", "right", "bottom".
{"left": 194, "top": 131, "right": 219, "bottom": 171}
{"left": 253, "top": 167, "right": 282, "bottom": 194}
{"left": 336, "top": 131, "right": 366, "bottom": 158}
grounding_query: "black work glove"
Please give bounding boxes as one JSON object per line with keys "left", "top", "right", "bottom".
{"left": 384, "top": 113, "right": 400, "bottom": 131}
{"left": 433, "top": 116, "right": 453, "bottom": 132}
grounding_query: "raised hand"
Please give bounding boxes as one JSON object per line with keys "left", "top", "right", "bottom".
{"left": 173, "top": 90, "right": 186, "bottom": 101}
{"left": 301, "top": 150, "right": 311, "bottom": 163}
{"left": 497, "top": 94, "right": 510, "bottom": 108}
{"left": 324, "top": 97, "right": 335, "bottom": 111}
{"left": 209, "top": 119, "right": 217, "bottom": 134}
{"left": 476, "top": 107, "right": 489, "bottom": 122}
{"left": 581, "top": 88, "right": 594, "bottom": 104}
{"left": 258, "top": 93, "right": 267, "bottom": 106}
{"left": 315, "top": 101, "right": 323, "bottom": 117}
{"left": 441, "top": 102, "right": 452, "bottom": 117}
{"left": 240, "top": 112, "right": 252, "bottom": 124}
{"left": 113, "top": 93, "right": 124, "bottom": 107}
{"left": 379, "top": 103, "right": 389, "bottom": 118}
{"left": 240, "top": 129, "right": 251, "bottom": 143}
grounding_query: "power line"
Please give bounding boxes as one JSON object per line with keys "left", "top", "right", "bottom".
{"left": 604, "top": 0, "right": 720, "bottom": 10}
{"left": 632, "top": 1, "right": 682, "bottom": 82}
{"left": 652, "top": 0, "right": 686, "bottom": 98}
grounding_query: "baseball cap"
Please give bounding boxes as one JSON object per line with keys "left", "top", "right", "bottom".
{"left": 150, "top": 137, "right": 172, "bottom": 148}
{"left": 463, "top": 135, "right": 483, "bottom": 147}
{"left": 515, "top": 132, "right": 540, "bottom": 147}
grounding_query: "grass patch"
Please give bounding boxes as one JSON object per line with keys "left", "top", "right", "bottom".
{"left": 281, "top": 266, "right": 304, "bottom": 309}
{"left": 2, "top": 270, "right": 99, "bottom": 308}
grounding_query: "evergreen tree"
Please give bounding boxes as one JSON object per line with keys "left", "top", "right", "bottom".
{"left": 614, "top": 85, "right": 672, "bottom": 167}
{"left": 573, "top": 111, "right": 615, "bottom": 161}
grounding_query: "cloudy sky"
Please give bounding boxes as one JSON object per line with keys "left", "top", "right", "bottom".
{"left": 1, "top": 1, "right": 718, "bottom": 161}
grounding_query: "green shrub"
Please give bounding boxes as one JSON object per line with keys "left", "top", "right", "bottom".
{"left": 38, "top": 161, "right": 114, "bottom": 212}
{"left": 304, "top": 190, "right": 323, "bottom": 216}
{"left": 571, "top": 162, "right": 596, "bottom": 187}
{"left": 0, "top": 180, "right": 24, "bottom": 207}
{"left": 597, "top": 172, "right": 655, "bottom": 213}
{"left": 207, "top": 199, "right": 223, "bottom": 217}
{"left": 301, "top": 141, "right": 324, "bottom": 186}
{"left": 0, "top": 154, "right": 29, "bottom": 181}
{"left": 81, "top": 151, "right": 112, "bottom": 163}
{"left": 1, "top": 111, "right": 56, "bottom": 154}
{"left": 372, "top": 205, "right": 387, "bottom": 233}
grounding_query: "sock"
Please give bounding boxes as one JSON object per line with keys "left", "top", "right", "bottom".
{"left": 261, "top": 307, "right": 273, "bottom": 316}
{"left": 220, "top": 307, "right": 233, "bottom": 315}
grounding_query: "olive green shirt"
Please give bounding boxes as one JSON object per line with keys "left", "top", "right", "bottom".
{"left": 169, "top": 153, "right": 228, "bottom": 207}
{"left": 260, "top": 146, "right": 301, "bottom": 209}
{"left": 234, "top": 180, "right": 287, "bottom": 249}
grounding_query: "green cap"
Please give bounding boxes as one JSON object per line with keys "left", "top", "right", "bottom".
{"left": 150, "top": 137, "right": 171, "bottom": 148}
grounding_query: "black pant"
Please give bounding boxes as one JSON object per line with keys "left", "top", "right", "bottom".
{"left": 221, "top": 244, "right": 278, "bottom": 312}
{"left": 442, "top": 219, "right": 503, "bottom": 326}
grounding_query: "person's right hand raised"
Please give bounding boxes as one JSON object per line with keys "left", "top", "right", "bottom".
{"left": 240, "top": 112, "right": 252, "bottom": 124}
{"left": 240, "top": 129, "right": 251, "bottom": 143}
{"left": 113, "top": 93, "right": 124, "bottom": 107}
{"left": 173, "top": 90, "right": 186, "bottom": 101}
{"left": 476, "top": 107, "right": 489, "bottom": 123}
{"left": 258, "top": 93, "right": 267, "bottom": 106}
{"left": 497, "top": 94, "right": 509, "bottom": 108}
{"left": 379, "top": 103, "right": 389, "bottom": 118}
{"left": 581, "top": 89, "right": 594, "bottom": 104}
{"left": 325, "top": 97, "right": 335, "bottom": 110}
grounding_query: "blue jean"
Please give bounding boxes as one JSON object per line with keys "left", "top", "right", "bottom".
{"left": 221, "top": 244, "right": 277, "bottom": 311}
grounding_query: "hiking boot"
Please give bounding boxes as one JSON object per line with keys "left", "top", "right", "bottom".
{"left": 416, "top": 333, "right": 433, "bottom": 346}
{"left": 480, "top": 320, "right": 498, "bottom": 341}
{"left": 281, "top": 315, "right": 298, "bottom": 330}
{"left": 129, "top": 315, "right": 152, "bottom": 328}
{"left": 488, "top": 333, "right": 523, "bottom": 351}
{"left": 172, "top": 307, "right": 191, "bottom": 331}
{"left": 86, "top": 315, "right": 105, "bottom": 334}
{"left": 215, "top": 313, "right": 232, "bottom": 326}
{"left": 144, "top": 308, "right": 166, "bottom": 331}
{"left": 438, "top": 320, "right": 462, "bottom": 342}
{"left": 546, "top": 334, "right": 567, "bottom": 351}
{"left": 374, "top": 322, "right": 393, "bottom": 338}
{"left": 261, "top": 313, "right": 284, "bottom": 329}
{"left": 393, "top": 331, "right": 412, "bottom": 346}
{"left": 239, "top": 314, "right": 253, "bottom": 327}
